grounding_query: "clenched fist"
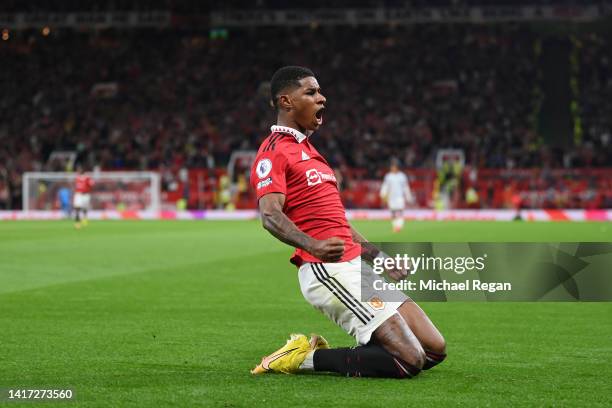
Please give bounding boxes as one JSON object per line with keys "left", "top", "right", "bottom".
{"left": 308, "top": 237, "right": 345, "bottom": 262}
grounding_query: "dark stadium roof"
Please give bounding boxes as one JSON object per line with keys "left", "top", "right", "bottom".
{"left": 1, "top": 0, "right": 610, "bottom": 13}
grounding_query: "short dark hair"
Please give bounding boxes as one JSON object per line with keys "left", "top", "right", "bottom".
{"left": 270, "top": 66, "right": 315, "bottom": 109}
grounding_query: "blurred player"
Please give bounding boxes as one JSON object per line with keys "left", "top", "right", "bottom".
{"left": 380, "top": 158, "right": 414, "bottom": 232}
{"left": 73, "top": 168, "right": 93, "bottom": 229}
{"left": 250, "top": 66, "right": 446, "bottom": 379}
{"left": 58, "top": 184, "right": 72, "bottom": 218}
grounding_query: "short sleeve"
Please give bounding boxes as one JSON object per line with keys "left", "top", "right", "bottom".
{"left": 380, "top": 174, "right": 389, "bottom": 195}
{"left": 251, "top": 150, "right": 289, "bottom": 199}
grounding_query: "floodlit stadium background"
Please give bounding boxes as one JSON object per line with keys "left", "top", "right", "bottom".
{"left": 1, "top": 1, "right": 611, "bottom": 221}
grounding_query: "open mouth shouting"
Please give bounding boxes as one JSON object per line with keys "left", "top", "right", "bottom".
{"left": 315, "top": 106, "right": 325, "bottom": 126}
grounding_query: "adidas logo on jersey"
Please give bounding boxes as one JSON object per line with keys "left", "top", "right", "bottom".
{"left": 301, "top": 151, "right": 310, "bottom": 161}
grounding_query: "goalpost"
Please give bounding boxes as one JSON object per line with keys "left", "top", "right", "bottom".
{"left": 22, "top": 171, "right": 161, "bottom": 213}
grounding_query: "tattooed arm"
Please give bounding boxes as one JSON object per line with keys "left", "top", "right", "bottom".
{"left": 350, "top": 224, "right": 380, "bottom": 262}
{"left": 350, "top": 224, "right": 409, "bottom": 280}
{"left": 259, "top": 193, "right": 344, "bottom": 262}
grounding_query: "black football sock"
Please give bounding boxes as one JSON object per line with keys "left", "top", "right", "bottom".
{"left": 313, "top": 344, "right": 421, "bottom": 379}
{"left": 423, "top": 350, "right": 446, "bottom": 370}
{"left": 75, "top": 209, "right": 81, "bottom": 222}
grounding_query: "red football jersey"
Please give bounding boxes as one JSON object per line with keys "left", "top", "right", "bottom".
{"left": 251, "top": 125, "right": 360, "bottom": 266}
{"left": 75, "top": 175, "right": 94, "bottom": 193}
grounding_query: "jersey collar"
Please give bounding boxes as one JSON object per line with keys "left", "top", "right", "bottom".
{"left": 270, "top": 125, "right": 308, "bottom": 143}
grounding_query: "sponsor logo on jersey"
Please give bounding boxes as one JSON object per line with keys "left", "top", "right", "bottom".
{"left": 256, "top": 159, "right": 272, "bottom": 178}
{"left": 306, "top": 169, "right": 336, "bottom": 186}
{"left": 257, "top": 177, "right": 273, "bottom": 189}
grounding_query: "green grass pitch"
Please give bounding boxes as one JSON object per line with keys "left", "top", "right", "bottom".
{"left": 1, "top": 220, "right": 611, "bottom": 407}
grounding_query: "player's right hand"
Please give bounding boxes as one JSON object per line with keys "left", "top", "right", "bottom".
{"left": 310, "top": 237, "right": 345, "bottom": 262}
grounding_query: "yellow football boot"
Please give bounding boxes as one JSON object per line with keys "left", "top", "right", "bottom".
{"left": 309, "top": 334, "right": 330, "bottom": 350}
{"left": 252, "top": 333, "right": 326, "bottom": 375}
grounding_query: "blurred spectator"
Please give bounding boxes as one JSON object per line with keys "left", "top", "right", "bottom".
{"left": 0, "top": 23, "right": 610, "bottom": 209}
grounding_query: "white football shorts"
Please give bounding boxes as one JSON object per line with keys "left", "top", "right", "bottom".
{"left": 73, "top": 192, "right": 91, "bottom": 209}
{"left": 388, "top": 197, "right": 406, "bottom": 211}
{"left": 298, "top": 256, "right": 408, "bottom": 345}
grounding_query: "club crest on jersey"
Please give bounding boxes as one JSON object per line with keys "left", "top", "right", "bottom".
{"left": 306, "top": 168, "right": 336, "bottom": 186}
{"left": 368, "top": 296, "right": 385, "bottom": 311}
{"left": 256, "top": 159, "right": 272, "bottom": 178}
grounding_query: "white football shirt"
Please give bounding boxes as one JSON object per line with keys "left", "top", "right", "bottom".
{"left": 380, "top": 171, "right": 412, "bottom": 210}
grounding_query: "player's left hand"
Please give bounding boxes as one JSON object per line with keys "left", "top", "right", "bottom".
{"left": 387, "top": 264, "right": 410, "bottom": 281}
{"left": 376, "top": 251, "right": 411, "bottom": 281}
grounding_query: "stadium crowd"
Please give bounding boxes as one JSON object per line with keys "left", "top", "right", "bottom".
{"left": 575, "top": 32, "right": 612, "bottom": 166}
{"left": 1, "top": 23, "right": 610, "bottom": 209}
